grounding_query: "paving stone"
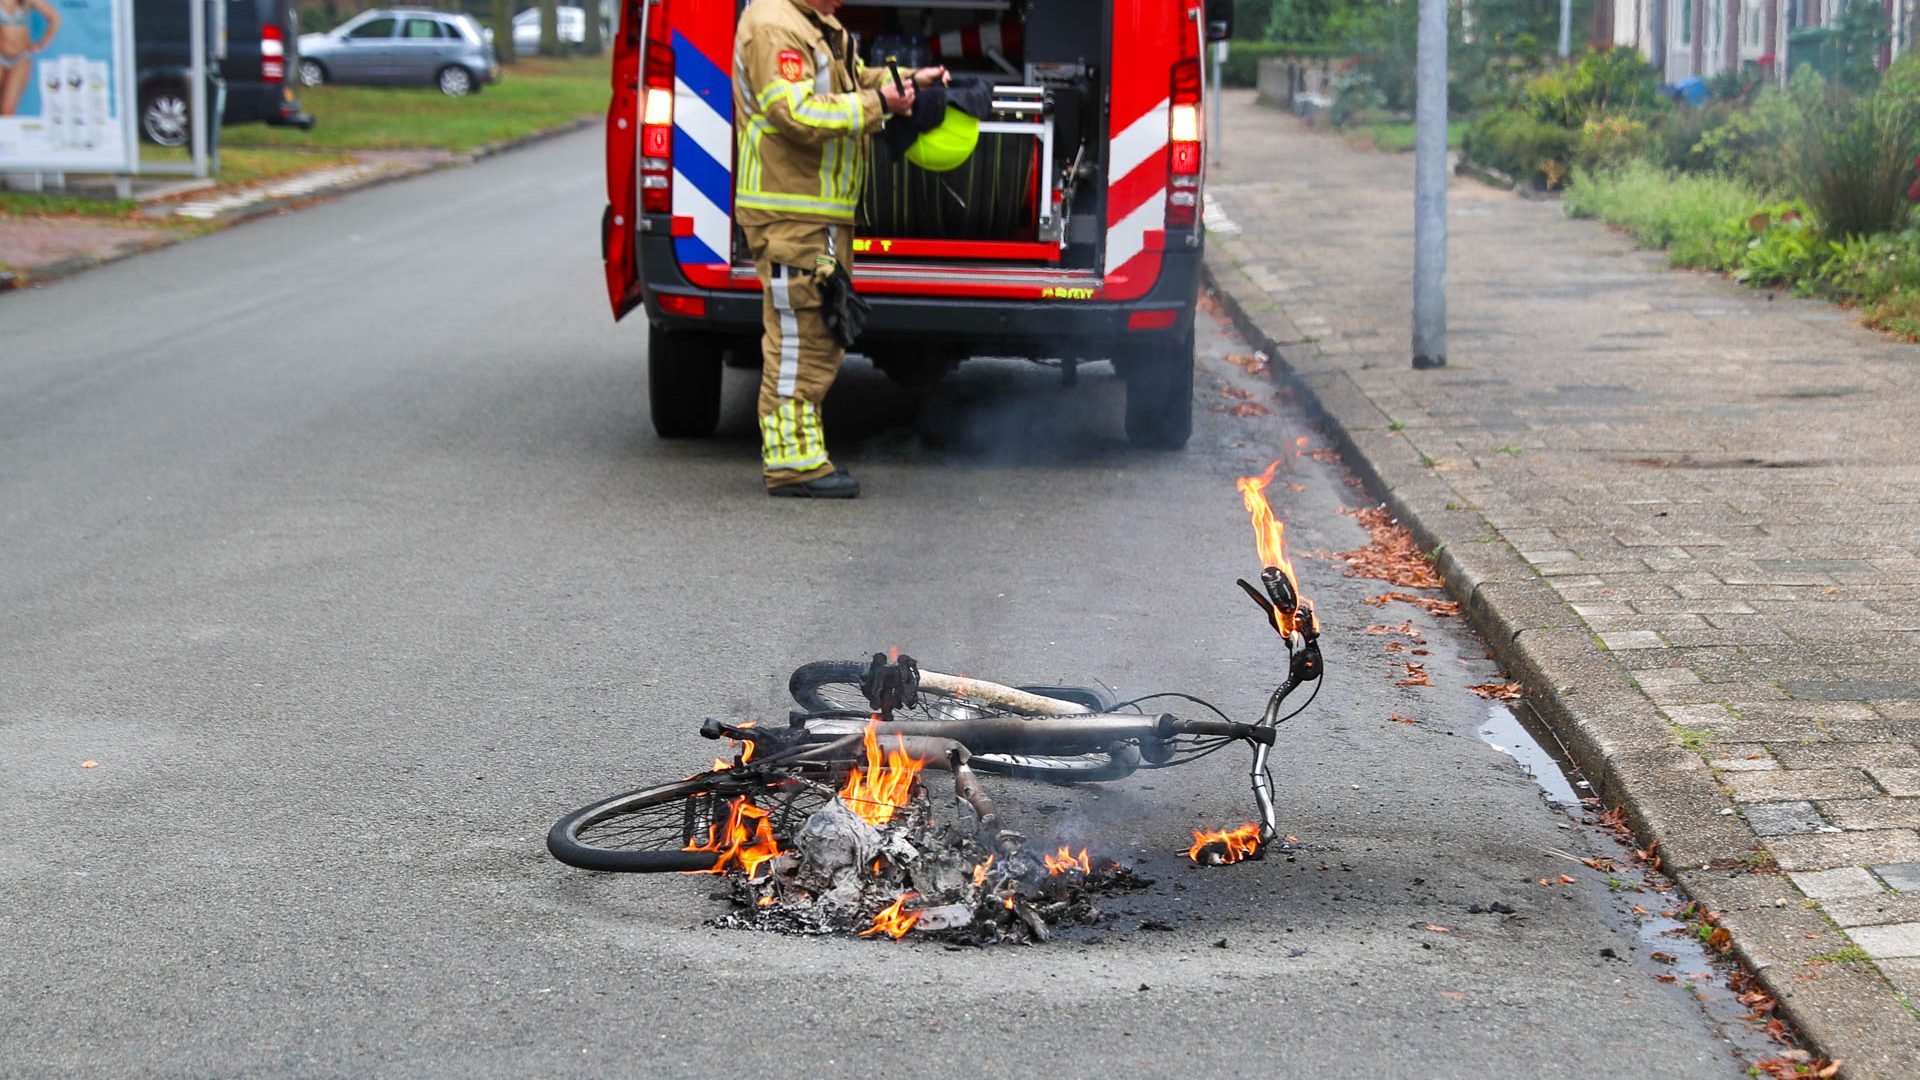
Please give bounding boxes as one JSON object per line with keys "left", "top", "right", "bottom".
{"left": 1769, "top": 831, "right": 1920, "bottom": 871}
{"left": 1817, "top": 799, "right": 1920, "bottom": 832}
{"left": 1722, "top": 769, "right": 1878, "bottom": 803}
{"left": 1820, "top": 892, "right": 1920, "bottom": 929}
{"left": 1869, "top": 768, "right": 1920, "bottom": 797}
{"left": 1598, "top": 630, "right": 1665, "bottom": 650}
{"left": 1872, "top": 862, "right": 1920, "bottom": 892}
{"left": 1707, "top": 745, "right": 1779, "bottom": 772}
{"left": 1875, "top": 957, "right": 1920, "bottom": 999}
{"left": 1743, "top": 801, "right": 1830, "bottom": 836}
{"left": 1769, "top": 742, "right": 1920, "bottom": 771}
{"left": 1845, "top": 922, "right": 1920, "bottom": 959}
{"left": 1789, "top": 867, "right": 1889, "bottom": 899}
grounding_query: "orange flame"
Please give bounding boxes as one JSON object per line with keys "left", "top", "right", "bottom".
{"left": 1042, "top": 846, "right": 1092, "bottom": 875}
{"left": 860, "top": 894, "right": 922, "bottom": 938}
{"left": 1188, "top": 822, "right": 1264, "bottom": 865}
{"left": 1237, "top": 460, "right": 1309, "bottom": 635}
{"left": 972, "top": 855, "right": 995, "bottom": 887}
{"left": 681, "top": 795, "right": 784, "bottom": 878}
{"left": 838, "top": 720, "right": 928, "bottom": 826}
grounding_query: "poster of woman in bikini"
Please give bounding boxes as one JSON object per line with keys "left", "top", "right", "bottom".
{"left": 1, "top": 0, "right": 60, "bottom": 115}
{"left": 0, "top": 0, "right": 132, "bottom": 170}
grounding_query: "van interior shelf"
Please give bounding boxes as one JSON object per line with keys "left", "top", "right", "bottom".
{"left": 852, "top": 0, "right": 1012, "bottom": 10}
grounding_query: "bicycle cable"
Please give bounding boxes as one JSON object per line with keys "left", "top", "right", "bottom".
{"left": 1109, "top": 691, "right": 1238, "bottom": 724}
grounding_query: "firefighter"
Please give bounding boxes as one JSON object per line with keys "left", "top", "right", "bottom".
{"left": 734, "top": 0, "right": 943, "bottom": 498}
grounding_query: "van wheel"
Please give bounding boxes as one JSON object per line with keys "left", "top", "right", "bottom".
{"left": 648, "top": 324, "right": 724, "bottom": 438}
{"left": 1122, "top": 324, "right": 1195, "bottom": 450}
{"left": 297, "top": 60, "right": 326, "bottom": 88}
{"left": 140, "top": 82, "right": 190, "bottom": 147}
{"left": 437, "top": 65, "right": 475, "bottom": 97}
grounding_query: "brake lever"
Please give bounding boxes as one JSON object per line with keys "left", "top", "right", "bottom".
{"left": 1236, "top": 577, "right": 1282, "bottom": 635}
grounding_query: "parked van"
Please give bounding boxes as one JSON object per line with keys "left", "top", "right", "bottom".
{"left": 602, "top": 0, "right": 1229, "bottom": 449}
{"left": 135, "top": 0, "right": 313, "bottom": 147}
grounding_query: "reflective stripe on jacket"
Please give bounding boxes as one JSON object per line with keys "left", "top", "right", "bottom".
{"left": 733, "top": 0, "right": 887, "bottom": 223}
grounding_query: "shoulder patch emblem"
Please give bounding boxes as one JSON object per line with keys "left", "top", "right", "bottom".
{"left": 777, "top": 49, "right": 805, "bottom": 82}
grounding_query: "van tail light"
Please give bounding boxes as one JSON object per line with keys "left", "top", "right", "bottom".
{"left": 261, "top": 24, "right": 286, "bottom": 83}
{"left": 1167, "top": 55, "right": 1201, "bottom": 229}
{"left": 640, "top": 0, "right": 674, "bottom": 214}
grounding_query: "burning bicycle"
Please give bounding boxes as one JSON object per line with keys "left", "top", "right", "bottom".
{"left": 546, "top": 462, "right": 1323, "bottom": 941}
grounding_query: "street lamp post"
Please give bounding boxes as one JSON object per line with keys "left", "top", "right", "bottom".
{"left": 1412, "top": 0, "right": 1448, "bottom": 369}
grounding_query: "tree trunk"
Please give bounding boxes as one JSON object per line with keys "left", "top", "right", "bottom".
{"left": 540, "top": 0, "right": 562, "bottom": 56}
{"left": 583, "top": 0, "right": 604, "bottom": 56}
{"left": 493, "top": 0, "right": 516, "bottom": 64}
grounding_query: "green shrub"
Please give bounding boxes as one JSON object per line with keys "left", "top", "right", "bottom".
{"left": 1687, "top": 87, "right": 1804, "bottom": 193}
{"left": 1783, "top": 86, "right": 1920, "bottom": 239}
{"left": 1464, "top": 108, "right": 1577, "bottom": 188}
{"left": 1563, "top": 160, "right": 1759, "bottom": 270}
{"left": 1735, "top": 203, "right": 1824, "bottom": 285}
{"left": 1575, "top": 113, "right": 1653, "bottom": 174}
{"left": 1524, "top": 48, "right": 1666, "bottom": 127}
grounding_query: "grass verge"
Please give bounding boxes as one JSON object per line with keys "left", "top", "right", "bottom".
{"left": 224, "top": 55, "right": 608, "bottom": 153}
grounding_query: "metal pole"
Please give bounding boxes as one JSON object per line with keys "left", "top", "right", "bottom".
{"left": 1651, "top": 0, "right": 1667, "bottom": 76}
{"left": 1559, "top": 0, "right": 1574, "bottom": 57}
{"left": 1412, "top": 0, "right": 1447, "bottom": 370}
{"left": 189, "top": 0, "right": 207, "bottom": 178}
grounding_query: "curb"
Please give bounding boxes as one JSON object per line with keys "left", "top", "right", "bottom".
{"left": 2, "top": 115, "right": 597, "bottom": 294}
{"left": 1202, "top": 247, "right": 1920, "bottom": 1078}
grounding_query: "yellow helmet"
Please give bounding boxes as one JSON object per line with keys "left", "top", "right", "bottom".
{"left": 904, "top": 106, "right": 980, "bottom": 172}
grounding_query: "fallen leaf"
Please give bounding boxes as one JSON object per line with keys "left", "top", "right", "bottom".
{"left": 81, "top": 760, "right": 98, "bottom": 768}
{"left": 1363, "top": 592, "right": 1462, "bottom": 616}
{"left": 1336, "top": 507, "right": 1444, "bottom": 588}
{"left": 1438, "top": 991, "right": 1466, "bottom": 1002}
{"left": 1423, "top": 924, "right": 1453, "bottom": 933}
{"left": 1655, "top": 974, "right": 1677, "bottom": 983}
{"left": 1650, "top": 951, "right": 1677, "bottom": 964}
{"left": 1223, "top": 352, "right": 1271, "bottom": 378}
{"left": 1389, "top": 713, "right": 1417, "bottom": 724}
{"left": 1707, "top": 926, "right": 1732, "bottom": 952}
{"left": 1557, "top": 874, "right": 1576, "bottom": 885}
{"left": 1467, "top": 682, "right": 1524, "bottom": 700}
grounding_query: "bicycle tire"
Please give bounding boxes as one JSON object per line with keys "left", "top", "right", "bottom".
{"left": 787, "top": 661, "right": 1134, "bottom": 783}
{"left": 547, "top": 770, "right": 831, "bottom": 873}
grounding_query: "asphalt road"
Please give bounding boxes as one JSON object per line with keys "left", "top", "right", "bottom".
{"left": 2, "top": 129, "right": 1764, "bottom": 1078}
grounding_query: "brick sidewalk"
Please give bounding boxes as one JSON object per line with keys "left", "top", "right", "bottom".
{"left": 1205, "top": 90, "right": 1920, "bottom": 1073}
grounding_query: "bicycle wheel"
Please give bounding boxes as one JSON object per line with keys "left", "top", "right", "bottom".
{"left": 787, "top": 661, "right": 1136, "bottom": 783}
{"left": 547, "top": 769, "right": 832, "bottom": 873}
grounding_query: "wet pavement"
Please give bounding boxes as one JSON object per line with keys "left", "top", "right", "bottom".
{"left": 1, "top": 128, "right": 1774, "bottom": 1076}
{"left": 1205, "top": 89, "right": 1920, "bottom": 1071}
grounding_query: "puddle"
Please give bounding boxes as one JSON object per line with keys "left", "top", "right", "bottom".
{"left": 1476, "top": 705, "right": 1585, "bottom": 809}
{"left": 1470, "top": 709, "right": 1784, "bottom": 1064}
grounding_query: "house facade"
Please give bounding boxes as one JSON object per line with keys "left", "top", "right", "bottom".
{"left": 1596, "top": 0, "right": 1913, "bottom": 82}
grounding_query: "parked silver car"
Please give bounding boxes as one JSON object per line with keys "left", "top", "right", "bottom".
{"left": 298, "top": 9, "right": 498, "bottom": 97}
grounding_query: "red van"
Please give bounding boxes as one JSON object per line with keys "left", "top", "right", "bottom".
{"left": 601, "top": 0, "right": 1225, "bottom": 448}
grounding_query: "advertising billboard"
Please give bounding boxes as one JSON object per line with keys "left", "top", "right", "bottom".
{"left": 0, "top": 0, "right": 135, "bottom": 172}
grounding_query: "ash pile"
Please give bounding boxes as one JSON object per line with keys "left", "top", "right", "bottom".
{"left": 712, "top": 791, "right": 1150, "bottom": 944}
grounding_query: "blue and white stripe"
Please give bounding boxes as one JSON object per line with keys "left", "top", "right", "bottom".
{"left": 671, "top": 30, "right": 733, "bottom": 266}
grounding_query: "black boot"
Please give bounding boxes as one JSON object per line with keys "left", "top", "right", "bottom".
{"left": 768, "top": 469, "right": 859, "bottom": 499}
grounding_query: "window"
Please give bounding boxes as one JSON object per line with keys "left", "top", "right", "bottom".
{"left": 347, "top": 17, "right": 396, "bottom": 40}
{"left": 1681, "top": 0, "right": 1694, "bottom": 43}
{"left": 402, "top": 19, "right": 443, "bottom": 39}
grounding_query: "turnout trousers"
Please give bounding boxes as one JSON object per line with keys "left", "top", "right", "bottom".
{"left": 743, "top": 218, "right": 855, "bottom": 489}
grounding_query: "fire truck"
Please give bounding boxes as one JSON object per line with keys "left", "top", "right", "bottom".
{"left": 600, "top": 0, "right": 1230, "bottom": 449}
